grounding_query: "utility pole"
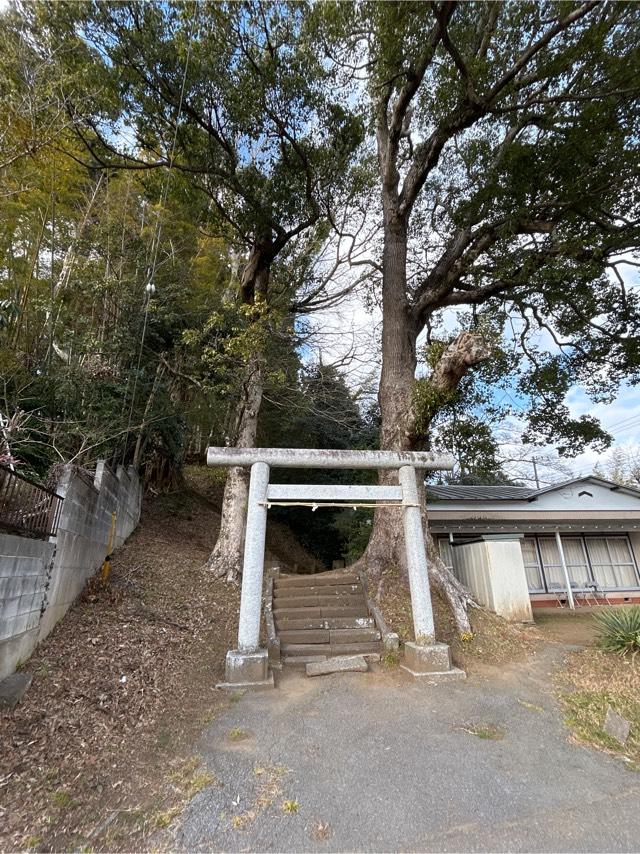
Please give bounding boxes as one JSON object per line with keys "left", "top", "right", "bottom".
{"left": 532, "top": 456, "right": 540, "bottom": 489}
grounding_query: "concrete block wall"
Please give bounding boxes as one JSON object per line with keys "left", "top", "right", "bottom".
{"left": 0, "top": 462, "right": 142, "bottom": 679}
{"left": 0, "top": 535, "right": 55, "bottom": 680}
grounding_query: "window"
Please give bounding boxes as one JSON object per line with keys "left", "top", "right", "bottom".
{"left": 536, "top": 536, "right": 591, "bottom": 589}
{"left": 522, "top": 537, "right": 544, "bottom": 591}
{"left": 437, "top": 537, "right": 454, "bottom": 572}
{"left": 522, "top": 534, "right": 639, "bottom": 593}
{"left": 585, "top": 537, "right": 639, "bottom": 588}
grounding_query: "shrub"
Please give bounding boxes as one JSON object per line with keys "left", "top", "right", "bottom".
{"left": 595, "top": 606, "right": 640, "bottom": 657}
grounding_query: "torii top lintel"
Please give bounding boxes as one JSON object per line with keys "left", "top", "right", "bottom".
{"left": 206, "top": 446, "right": 454, "bottom": 471}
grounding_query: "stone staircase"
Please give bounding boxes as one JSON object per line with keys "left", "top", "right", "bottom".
{"left": 271, "top": 570, "right": 382, "bottom": 665}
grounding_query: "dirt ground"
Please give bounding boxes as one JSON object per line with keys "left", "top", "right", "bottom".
{"left": 533, "top": 608, "right": 601, "bottom": 645}
{"left": 0, "top": 485, "right": 243, "bottom": 851}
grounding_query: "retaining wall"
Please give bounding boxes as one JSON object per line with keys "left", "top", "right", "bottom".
{"left": 0, "top": 463, "right": 142, "bottom": 680}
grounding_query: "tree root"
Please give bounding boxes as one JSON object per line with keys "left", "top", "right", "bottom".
{"left": 427, "top": 551, "right": 479, "bottom": 636}
{"left": 204, "top": 548, "right": 240, "bottom": 583}
{"left": 352, "top": 516, "right": 479, "bottom": 637}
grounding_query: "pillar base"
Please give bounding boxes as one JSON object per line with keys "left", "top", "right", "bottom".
{"left": 400, "top": 641, "right": 466, "bottom": 682}
{"left": 217, "top": 648, "right": 275, "bottom": 690}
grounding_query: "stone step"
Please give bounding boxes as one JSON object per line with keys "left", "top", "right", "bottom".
{"left": 277, "top": 628, "right": 381, "bottom": 645}
{"left": 329, "top": 641, "right": 382, "bottom": 656}
{"left": 280, "top": 642, "right": 332, "bottom": 655}
{"left": 274, "top": 594, "right": 367, "bottom": 610}
{"left": 280, "top": 641, "right": 382, "bottom": 656}
{"left": 306, "top": 655, "right": 369, "bottom": 677}
{"left": 278, "top": 628, "right": 329, "bottom": 644}
{"left": 281, "top": 654, "right": 329, "bottom": 665}
{"left": 330, "top": 628, "right": 381, "bottom": 643}
{"left": 320, "top": 606, "right": 370, "bottom": 618}
{"left": 274, "top": 616, "right": 375, "bottom": 631}
{"left": 273, "top": 583, "right": 361, "bottom": 598}
{"left": 274, "top": 606, "right": 369, "bottom": 621}
{"left": 283, "top": 652, "right": 381, "bottom": 667}
{"left": 275, "top": 573, "right": 360, "bottom": 588}
{"left": 271, "top": 569, "right": 377, "bottom": 670}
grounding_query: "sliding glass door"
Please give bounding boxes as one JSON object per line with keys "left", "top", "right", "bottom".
{"left": 523, "top": 534, "right": 639, "bottom": 592}
{"left": 536, "top": 536, "right": 591, "bottom": 588}
{"left": 584, "top": 537, "right": 639, "bottom": 588}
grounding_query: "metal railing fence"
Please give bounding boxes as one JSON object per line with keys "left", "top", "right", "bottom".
{"left": 0, "top": 465, "right": 63, "bottom": 539}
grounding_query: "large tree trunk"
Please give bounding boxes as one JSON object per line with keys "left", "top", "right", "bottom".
{"left": 356, "top": 215, "right": 418, "bottom": 581}
{"left": 359, "top": 330, "right": 491, "bottom": 633}
{"left": 205, "top": 355, "right": 263, "bottom": 581}
{"left": 205, "top": 245, "right": 271, "bottom": 582}
{"left": 353, "top": 194, "right": 491, "bottom": 633}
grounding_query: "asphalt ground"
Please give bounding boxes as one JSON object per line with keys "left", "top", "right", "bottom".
{"left": 169, "top": 644, "right": 640, "bottom": 853}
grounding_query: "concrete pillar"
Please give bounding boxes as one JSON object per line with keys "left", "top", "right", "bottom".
{"left": 238, "top": 461, "right": 270, "bottom": 652}
{"left": 399, "top": 465, "right": 435, "bottom": 644}
{"left": 555, "top": 530, "right": 575, "bottom": 610}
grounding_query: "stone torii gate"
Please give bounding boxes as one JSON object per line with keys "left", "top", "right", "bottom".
{"left": 207, "top": 447, "right": 461, "bottom": 688}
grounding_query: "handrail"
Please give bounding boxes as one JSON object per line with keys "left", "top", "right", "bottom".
{"left": 0, "top": 465, "right": 63, "bottom": 539}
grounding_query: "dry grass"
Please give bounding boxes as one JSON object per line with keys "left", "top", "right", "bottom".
{"left": 0, "top": 484, "right": 238, "bottom": 852}
{"left": 557, "top": 647, "right": 640, "bottom": 765}
{"left": 449, "top": 607, "right": 540, "bottom": 672}
{"left": 311, "top": 820, "right": 331, "bottom": 840}
{"left": 377, "top": 564, "right": 539, "bottom": 672}
{"left": 229, "top": 764, "right": 289, "bottom": 832}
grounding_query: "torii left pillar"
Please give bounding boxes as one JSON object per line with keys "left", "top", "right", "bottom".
{"left": 218, "top": 461, "right": 274, "bottom": 690}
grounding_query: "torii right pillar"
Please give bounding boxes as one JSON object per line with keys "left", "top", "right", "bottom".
{"left": 398, "top": 465, "right": 465, "bottom": 682}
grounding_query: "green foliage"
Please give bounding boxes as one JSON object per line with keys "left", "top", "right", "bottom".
{"left": 38, "top": 0, "right": 364, "bottom": 291}
{"left": 323, "top": 1, "right": 640, "bottom": 461}
{"left": 11, "top": 0, "right": 368, "bottom": 497}
{"left": 0, "top": 11, "right": 235, "bottom": 483}
{"left": 436, "top": 416, "right": 514, "bottom": 486}
{"left": 332, "top": 508, "right": 373, "bottom": 566}
{"left": 417, "top": 324, "right": 517, "bottom": 484}
{"left": 411, "top": 379, "right": 457, "bottom": 437}
{"left": 595, "top": 607, "right": 640, "bottom": 658}
{"left": 4, "top": 0, "right": 639, "bottom": 508}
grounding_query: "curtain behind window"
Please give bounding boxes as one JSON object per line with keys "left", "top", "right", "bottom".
{"left": 522, "top": 537, "right": 543, "bottom": 591}
{"left": 586, "top": 537, "right": 638, "bottom": 588}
